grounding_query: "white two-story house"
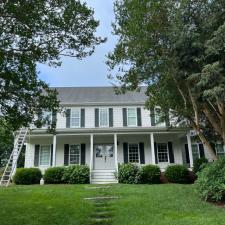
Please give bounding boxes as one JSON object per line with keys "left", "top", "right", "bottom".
{"left": 24, "top": 87, "right": 215, "bottom": 184}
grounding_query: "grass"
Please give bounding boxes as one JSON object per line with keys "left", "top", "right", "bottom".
{"left": 0, "top": 184, "right": 225, "bottom": 225}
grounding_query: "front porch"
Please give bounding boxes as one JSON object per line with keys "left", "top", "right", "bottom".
{"left": 25, "top": 129, "right": 194, "bottom": 184}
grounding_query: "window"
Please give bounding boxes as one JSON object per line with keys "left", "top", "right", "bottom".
{"left": 40, "top": 145, "right": 51, "bottom": 166}
{"left": 155, "top": 108, "right": 161, "bottom": 124}
{"left": 99, "top": 108, "right": 109, "bottom": 127}
{"left": 69, "top": 145, "right": 80, "bottom": 165}
{"left": 192, "top": 144, "right": 200, "bottom": 161}
{"left": 42, "top": 111, "right": 52, "bottom": 127}
{"left": 127, "top": 108, "right": 137, "bottom": 126}
{"left": 216, "top": 144, "right": 225, "bottom": 158}
{"left": 71, "top": 109, "right": 80, "bottom": 128}
{"left": 157, "top": 143, "right": 169, "bottom": 163}
{"left": 128, "top": 143, "right": 139, "bottom": 163}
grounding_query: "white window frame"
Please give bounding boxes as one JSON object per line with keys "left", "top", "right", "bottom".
{"left": 42, "top": 111, "right": 52, "bottom": 128}
{"left": 154, "top": 107, "right": 161, "bottom": 124}
{"left": 215, "top": 143, "right": 225, "bottom": 157}
{"left": 157, "top": 143, "right": 170, "bottom": 163}
{"left": 191, "top": 144, "right": 200, "bottom": 161}
{"left": 69, "top": 144, "right": 81, "bottom": 165}
{"left": 39, "top": 145, "right": 51, "bottom": 166}
{"left": 99, "top": 108, "right": 109, "bottom": 127}
{"left": 127, "top": 107, "right": 137, "bottom": 127}
{"left": 70, "top": 108, "right": 81, "bottom": 128}
{"left": 128, "top": 143, "right": 140, "bottom": 163}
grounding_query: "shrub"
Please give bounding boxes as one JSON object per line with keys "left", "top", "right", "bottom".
{"left": 164, "top": 165, "right": 189, "bottom": 184}
{"left": 196, "top": 157, "right": 225, "bottom": 202}
{"left": 140, "top": 164, "right": 161, "bottom": 184}
{"left": 14, "top": 168, "right": 42, "bottom": 185}
{"left": 62, "top": 165, "right": 89, "bottom": 184}
{"left": 118, "top": 163, "right": 141, "bottom": 184}
{"left": 44, "top": 167, "right": 65, "bottom": 184}
{"left": 193, "top": 157, "right": 208, "bottom": 174}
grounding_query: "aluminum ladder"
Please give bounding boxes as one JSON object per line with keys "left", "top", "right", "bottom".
{"left": 0, "top": 128, "right": 28, "bottom": 186}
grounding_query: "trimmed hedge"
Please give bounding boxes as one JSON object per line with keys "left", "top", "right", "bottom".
{"left": 140, "top": 165, "right": 161, "bottom": 184}
{"left": 44, "top": 167, "right": 65, "bottom": 184}
{"left": 164, "top": 165, "right": 189, "bottom": 184}
{"left": 193, "top": 157, "right": 208, "bottom": 174}
{"left": 196, "top": 157, "right": 225, "bottom": 202}
{"left": 14, "top": 168, "right": 42, "bottom": 185}
{"left": 62, "top": 165, "right": 90, "bottom": 184}
{"left": 118, "top": 163, "right": 141, "bottom": 184}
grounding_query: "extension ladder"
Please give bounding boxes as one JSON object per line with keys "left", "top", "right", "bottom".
{"left": 0, "top": 128, "right": 28, "bottom": 186}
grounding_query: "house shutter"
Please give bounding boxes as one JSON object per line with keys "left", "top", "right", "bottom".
{"left": 109, "top": 108, "right": 113, "bottom": 127}
{"left": 52, "top": 111, "right": 57, "bottom": 127}
{"left": 123, "top": 108, "right": 127, "bottom": 127}
{"left": 154, "top": 142, "right": 158, "bottom": 164}
{"left": 34, "top": 145, "right": 40, "bottom": 167}
{"left": 185, "top": 144, "right": 190, "bottom": 163}
{"left": 137, "top": 108, "right": 142, "bottom": 127}
{"left": 199, "top": 144, "right": 205, "bottom": 158}
{"left": 66, "top": 109, "right": 71, "bottom": 128}
{"left": 150, "top": 107, "right": 155, "bottom": 126}
{"left": 165, "top": 110, "right": 170, "bottom": 127}
{"left": 123, "top": 142, "right": 128, "bottom": 163}
{"left": 81, "top": 108, "right": 85, "bottom": 128}
{"left": 139, "top": 142, "right": 145, "bottom": 164}
{"left": 81, "top": 144, "right": 86, "bottom": 165}
{"left": 95, "top": 108, "right": 99, "bottom": 127}
{"left": 50, "top": 144, "right": 53, "bottom": 166}
{"left": 168, "top": 142, "right": 175, "bottom": 163}
{"left": 64, "top": 144, "right": 69, "bottom": 166}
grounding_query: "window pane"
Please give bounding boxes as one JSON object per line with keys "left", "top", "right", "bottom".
{"left": 40, "top": 145, "right": 50, "bottom": 166}
{"left": 158, "top": 143, "right": 168, "bottom": 162}
{"left": 216, "top": 144, "right": 224, "bottom": 158}
{"left": 99, "top": 109, "right": 108, "bottom": 127}
{"left": 192, "top": 144, "right": 199, "bottom": 161}
{"left": 71, "top": 109, "right": 80, "bottom": 127}
{"left": 155, "top": 108, "right": 161, "bottom": 124}
{"left": 129, "top": 144, "right": 139, "bottom": 163}
{"left": 70, "top": 145, "right": 80, "bottom": 164}
{"left": 127, "top": 108, "right": 137, "bottom": 126}
{"left": 128, "top": 108, "right": 136, "bottom": 117}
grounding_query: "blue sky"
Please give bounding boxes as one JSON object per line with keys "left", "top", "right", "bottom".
{"left": 37, "top": 0, "right": 117, "bottom": 87}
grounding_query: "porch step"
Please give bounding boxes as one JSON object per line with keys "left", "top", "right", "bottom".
{"left": 91, "top": 170, "right": 117, "bottom": 184}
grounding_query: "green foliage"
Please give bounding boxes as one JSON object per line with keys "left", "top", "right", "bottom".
{"left": 13, "top": 168, "right": 42, "bottom": 185}
{"left": 140, "top": 164, "right": 161, "bottom": 184}
{"left": 44, "top": 167, "right": 65, "bottom": 184}
{"left": 196, "top": 158, "right": 225, "bottom": 202}
{"left": 62, "top": 165, "right": 89, "bottom": 184}
{"left": 164, "top": 165, "right": 189, "bottom": 184}
{"left": 0, "top": 0, "right": 105, "bottom": 131}
{"left": 118, "top": 163, "right": 141, "bottom": 184}
{"left": 193, "top": 157, "right": 208, "bottom": 174}
{"left": 108, "top": 0, "right": 225, "bottom": 156}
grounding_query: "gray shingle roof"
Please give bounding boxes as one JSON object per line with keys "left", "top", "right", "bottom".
{"left": 54, "top": 87, "right": 147, "bottom": 105}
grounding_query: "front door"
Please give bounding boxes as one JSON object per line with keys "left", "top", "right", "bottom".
{"left": 94, "top": 144, "right": 115, "bottom": 170}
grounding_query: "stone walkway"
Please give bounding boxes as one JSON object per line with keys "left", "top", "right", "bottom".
{"left": 85, "top": 185, "right": 118, "bottom": 225}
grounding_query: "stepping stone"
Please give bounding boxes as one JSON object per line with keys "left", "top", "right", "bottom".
{"left": 84, "top": 196, "right": 119, "bottom": 200}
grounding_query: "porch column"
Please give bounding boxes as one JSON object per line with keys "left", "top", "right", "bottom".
{"left": 90, "top": 134, "right": 94, "bottom": 171}
{"left": 187, "top": 132, "right": 194, "bottom": 168}
{"left": 52, "top": 135, "right": 57, "bottom": 167}
{"left": 114, "top": 133, "right": 118, "bottom": 171}
{"left": 150, "top": 133, "right": 156, "bottom": 164}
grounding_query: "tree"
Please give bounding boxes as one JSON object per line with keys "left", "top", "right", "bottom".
{"left": 0, "top": 0, "right": 105, "bottom": 131}
{"left": 107, "top": 0, "right": 225, "bottom": 160}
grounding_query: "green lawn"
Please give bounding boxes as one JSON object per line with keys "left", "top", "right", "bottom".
{"left": 0, "top": 184, "right": 224, "bottom": 225}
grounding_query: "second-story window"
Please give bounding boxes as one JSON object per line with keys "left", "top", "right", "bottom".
{"left": 71, "top": 109, "right": 80, "bottom": 128}
{"left": 155, "top": 108, "right": 162, "bottom": 124}
{"left": 127, "top": 108, "right": 137, "bottom": 126}
{"left": 42, "top": 111, "right": 52, "bottom": 128}
{"left": 99, "top": 108, "right": 109, "bottom": 127}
